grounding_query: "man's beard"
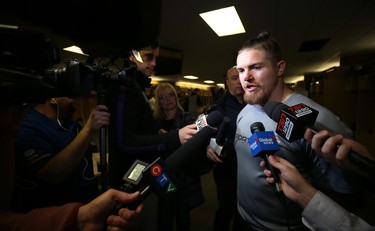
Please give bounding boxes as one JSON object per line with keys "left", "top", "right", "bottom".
{"left": 243, "top": 90, "right": 269, "bottom": 106}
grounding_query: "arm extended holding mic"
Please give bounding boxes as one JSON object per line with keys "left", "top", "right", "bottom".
{"left": 264, "top": 101, "right": 375, "bottom": 178}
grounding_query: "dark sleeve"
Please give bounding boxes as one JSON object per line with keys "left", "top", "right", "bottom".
{"left": 212, "top": 97, "right": 226, "bottom": 116}
{"left": 183, "top": 112, "right": 197, "bottom": 125}
{"left": 0, "top": 203, "right": 81, "bottom": 231}
{"left": 110, "top": 86, "right": 181, "bottom": 156}
{"left": 15, "top": 121, "right": 56, "bottom": 176}
{"left": 297, "top": 137, "right": 364, "bottom": 213}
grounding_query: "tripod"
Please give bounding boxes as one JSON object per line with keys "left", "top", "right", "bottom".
{"left": 96, "top": 86, "right": 109, "bottom": 192}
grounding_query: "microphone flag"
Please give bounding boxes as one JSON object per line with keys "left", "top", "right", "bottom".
{"left": 248, "top": 131, "right": 279, "bottom": 157}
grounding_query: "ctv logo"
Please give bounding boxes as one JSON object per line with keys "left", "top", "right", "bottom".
{"left": 148, "top": 163, "right": 177, "bottom": 193}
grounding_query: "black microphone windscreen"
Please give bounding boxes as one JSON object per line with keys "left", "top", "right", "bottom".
{"left": 250, "top": 121, "right": 265, "bottom": 133}
{"left": 206, "top": 110, "right": 223, "bottom": 127}
{"left": 204, "top": 104, "right": 217, "bottom": 115}
{"left": 165, "top": 126, "right": 216, "bottom": 173}
{"left": 264, "top": 101, "right": 288, "bottom": 122}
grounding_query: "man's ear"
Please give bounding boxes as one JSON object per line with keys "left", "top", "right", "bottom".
{"left": 129, "top": 55, "right": 135, "bottom": 62}
{"left": 277, "top": 60, "right": 286, "bottom": 76}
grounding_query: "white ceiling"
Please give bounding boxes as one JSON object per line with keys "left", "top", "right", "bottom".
{"left": 2, "top": 0, "right": 375, "bottom": 86}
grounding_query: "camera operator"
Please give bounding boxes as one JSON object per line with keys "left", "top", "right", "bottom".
{"left": 0, "top": 0, "right": 170, "bottom": 223}
{"left": 0, "top": 102, "right": 143, "bottom": 231}
{"left": 11, "top": 96, "right": 110, "bottom": 212}
{"left": 0, "top": 24, "right": 147, "bottom": 230}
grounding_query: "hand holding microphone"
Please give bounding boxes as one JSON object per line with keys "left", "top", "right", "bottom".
{"left": 264, "top": 101, "right": 375, "bottom": 178}
{"left": 249, "top": 122, "right": 283, "bottom": 195}
{"left": 304, "top": 128, "right": 375, "bottom": 179}
{"left": 206, "top": 116, "right": 230, "bottom": 163}
{"left": 261, "top": 155, "right": 317, "bottom": 209}
{"left": 178, "top": 107, "right": 223, "bottom": 144}
{"left": 178, "top": 123, "right": 198, "bottom": 144}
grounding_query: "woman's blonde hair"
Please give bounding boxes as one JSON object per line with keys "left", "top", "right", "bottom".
{"left": 153, "top": 82, "right": 184, "bottom": 119}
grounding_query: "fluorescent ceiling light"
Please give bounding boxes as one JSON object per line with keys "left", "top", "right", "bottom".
{"left": 184, "top": 75, "right": 199, "bottom": 80}
{"left": 63, "top": 45, "right": 88, "bottom": 56}
{"left": 200, "top": 6, "right": 245, "bottom": 37}
{"left": 284, "top": 75, "right": 305, "bottom": 84}
{"left": 204, "top": 80, "right": 215, "bottom": 84}
{"left": 176, "top": 81, "right": 212, "bottom": 89}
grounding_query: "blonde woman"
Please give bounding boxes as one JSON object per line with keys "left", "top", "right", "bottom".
{"left": 153, "top": 82, "right": 205, "bottom": 231}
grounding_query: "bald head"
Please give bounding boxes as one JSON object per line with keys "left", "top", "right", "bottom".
{"left": 226, "top": 66, "right": 244, "bottom": 102}
{"left": 227, "top": 66, "right": 238, "bottom": 79}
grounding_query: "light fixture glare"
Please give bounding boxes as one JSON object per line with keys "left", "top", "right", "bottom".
{"left": 200, "top": 6, "right": 245, "bottom": 37}
{"left": 63, "top": 45, "right": 88, "bottom": 56}
{"left": 183, "top": 75, "right": 199, "bottom": 80}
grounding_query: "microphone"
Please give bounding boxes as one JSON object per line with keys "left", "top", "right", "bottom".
{"left": 264, "top": 101, "right": 318, "bottom": 142}
{"left": 209, "top": 116, "right": 230, "bottom": 157}
{"left": 249, "top": 122, "right": 283, "bottom": 194}
{"left": 195, "top": 115, "right": 208, "bottom": 131}
{"left": 196, "top": 109, "right": 222, "bottom": 131}
{"left": 216, "top": 116, "right": 231, "bottom": 146}
{"left": 264, "top": 101, "right": 375, "bottom": 177}
{"left": 121, "top": 110, "right": 223, "bottom": 209}
{"left": 204, "top": 104, "right": 217, "bottom": 115}
{"left": 167, "top": 110, "right": 223, "bottom": 171}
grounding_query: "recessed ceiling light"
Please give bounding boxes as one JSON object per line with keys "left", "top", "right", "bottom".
{"left": 200, "top": 6, "right": 245, "bottom": 37}
{"left": 184, "top": 75, "right": 199, "bottom": 80}
{"left": 204, "top": 80, "right": 215, "bottom": 84}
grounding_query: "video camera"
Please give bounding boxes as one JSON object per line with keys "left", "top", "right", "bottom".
{"left": 0, "top": 24, "right": 136, "bottom": 105}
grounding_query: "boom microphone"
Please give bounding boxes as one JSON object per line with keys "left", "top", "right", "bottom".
{"left": 249, "top": 122, "right": 282, "bottom": 194}
{"left": 264, "top": 101, "right": 375, "bottom": 177}
{"left": 121, "top": 110, "right": 223, "bottom": 209}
